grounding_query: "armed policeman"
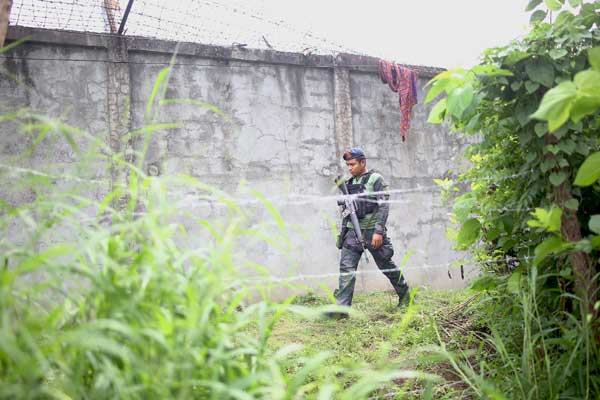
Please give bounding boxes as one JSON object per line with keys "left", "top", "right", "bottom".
{"left": 334, "top": 148, "right": 409, "bottom": 312}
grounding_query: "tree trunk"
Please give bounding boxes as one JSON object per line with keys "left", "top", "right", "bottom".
{"left": 0, "top": 0, "right": 12, "bottom": 47}
{"left": 546, "top": 134, "right": 598, "bottom": 329}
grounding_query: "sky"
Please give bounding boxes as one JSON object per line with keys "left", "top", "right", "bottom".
{"left": 11, "top": 0, "right": 535, "bottom": 68}
{"left": 247, "top": 0, "right": 533, "bottom": 68}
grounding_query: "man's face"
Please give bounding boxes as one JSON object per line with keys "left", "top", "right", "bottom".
{"left": 346, "top": 158, "right": 366, "bottom": 177}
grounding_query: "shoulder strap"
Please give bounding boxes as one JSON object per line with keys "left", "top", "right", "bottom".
{"left": 360, "top": 171, "right": 373, "bottom": 185}
{"left": 366, "top": 171, "right": 382, "bottom": 186}
{"left": 347, "top": 171, "right": 374, "bottom": 186}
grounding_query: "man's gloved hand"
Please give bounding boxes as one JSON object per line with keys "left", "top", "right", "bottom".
{"left": 371, "top": 233, "right": 383, "bottom": 249}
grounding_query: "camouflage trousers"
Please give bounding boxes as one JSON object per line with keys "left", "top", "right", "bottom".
{"left": 336, "top": 228, "right": 408, "bottom": 306}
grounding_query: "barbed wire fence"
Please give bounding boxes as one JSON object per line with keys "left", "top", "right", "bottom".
{"left": 8, "top": 0, "right": 371, "bottom": 56}
{"left": 0, "top": 158, "right": 539, "bottom": 285}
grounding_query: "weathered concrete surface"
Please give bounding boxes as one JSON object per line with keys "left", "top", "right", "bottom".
{"left": 350, "top": 71, "right": 475, "bottom": 290}
{"left": 1, "top": 27, "right": 475, "bottom": 296}
{"left": 106, "top": 36, "right": 132, "bottom": 209}
{"left": 0, "top": 41, "right": 111, "bottom": 187}
{"left": 0, "top": 40, "right": 112, "bottom": 256}
{"left": 333, "top": 67, "right": 354, "bottom": 175}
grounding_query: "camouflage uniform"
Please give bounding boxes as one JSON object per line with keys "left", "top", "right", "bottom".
{"left": 336, "top": 171, "right": 409, "bottom": 306}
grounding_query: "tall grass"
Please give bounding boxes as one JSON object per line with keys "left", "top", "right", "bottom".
{"left": 0, "top": 57, "right": 430, "bottom": 399}
{"left": 436, "top": 266, "right": 600, "bottom": 399}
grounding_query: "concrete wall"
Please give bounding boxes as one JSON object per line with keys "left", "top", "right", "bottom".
{"left": 1, "top": 27, "right": 475, "bottom": 295}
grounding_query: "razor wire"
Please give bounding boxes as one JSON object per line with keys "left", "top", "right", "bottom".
{"left": 239, "top": 255, "right": 534, "bottom": 286}
{"left": 10, "top": 0, "right": 113, "bottom": 34}
{"left": 0, "top": 159, "right": 540, "bottom": 281}
{"left": 6, "top": 0, "right": 442, "bottom": 72}
{"left": 0, "top": 162, "right": 538, "bottom": 214}
{"left": 8, "top": 0, "right": 370, "bottom": 57}
{"left": 0, "top": 160, "right": 546, "bottom": 285}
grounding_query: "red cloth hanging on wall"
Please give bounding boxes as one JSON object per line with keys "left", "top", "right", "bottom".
{"left": 378, "top": 60, "right": 418, "bottom": 142}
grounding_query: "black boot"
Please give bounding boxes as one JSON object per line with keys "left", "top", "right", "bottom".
{"left": 393, "top": 277, "right": 410, "bottom": 308}
{"left": 324, "top": 310, "right": 349, "bottom": 320}
{"left": 397, "top": 291, "right": 410, "bottom": 308}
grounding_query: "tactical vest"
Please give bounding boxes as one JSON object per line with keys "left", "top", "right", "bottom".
{"left": 346, "top": 171, "right": 378, "bottom": 219}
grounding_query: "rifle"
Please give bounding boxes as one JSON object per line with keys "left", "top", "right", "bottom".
{"left": 335, "top": 176, "right": 369, "bottom": 263}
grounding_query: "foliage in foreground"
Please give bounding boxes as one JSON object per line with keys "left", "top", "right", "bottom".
{"left": 426, "top": 0, "right": 600, "bottom": 398}
{"left": 0, "top": 64, "right": 428, "bottom": 399}
{"left": 270, "top": 290, "right": 481, "bottom": 399}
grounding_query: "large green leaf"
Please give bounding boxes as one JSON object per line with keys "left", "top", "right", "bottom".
{"left": 457, "top": 218, "right": 481, "bottom": 248}
{"left": 507, "top": 270, "right": 522, "bottom": 294}
{"left": 504, "top": 51, "right": 530, "bottom": 66}
{"left": 588, "top": 47, "right": 600, "bottom": 71}
{"left": 516, "top": 102, "right": 539, "bottom": 126}
{"left": 486, "top": 227, "right": 502, "bottom": 241}
{"left": 545, "top": 0, "right": 564, "bottom": 11}
{"left": 531, "top": 9, "right": 548, "bottom": 22}
{"left": 558, "top": 139, "right": 576, "bottom": 155}
{"left": 541, "top": 159, "right": 557, "bottom": 172}
{"left": 570, "top": 96, "right": 600, "bottom": 122}
{"left": 589, "top": 215, "right": 600, "bottom": 234}
{"left": 531, "top": 81, "right": 577, "bottom": 131}
{"left": 471, "top": 64, "right": 514, "bottom": 77}
{"left": 427, "top": 98, "right": 447, "bottom": 124}
{"left": 534, "top": 236, "right": 569, "bottom": 266}
{"left": 453, "top": 194, "right": 477, "bottom": 223}
{"left": 574, "top": 151, "right": 600, "bottom": 186}
{"left": 549, "top": 172, "right": 567, "bottom": 186}
{"left": 501, "top": 215, "right": 515, "bottom": 234}
{"left": 528, "top": 207, "right": 562, "bottom": 232}
{"left": 568, "top": 0, "right": 582, "bottom": 6}
{"left": 556, "top": 10, "right": 575, "bottom": 25}
{"left": 549, "top": 48, "right": 568, "bottom": 59}
{"left": 447, "top": 84, "right": 474, "bottom": 118}
{"left": 534, "top": 122, "right": 548, "bottom": 137}
{"left": 565, "top": 198, "right": 579, "bottom": 210}
{"left": 525, "top": 80, "right": 540, "bottom": 94}
{"left": 511, "top": 80, "right": 523, "bottom": 91}
{"left": 574, "top": 70, "right": 600, "bottom": 95}
{"left": 526, "top": 61, "right": 555, "bottom": 87}
{"left": 469, "top": 274, "right": 501, "bottom": 292}
{"left": 526, "top": 0, "right": 544, "bottom": 10}
{"left": 424, "top": 80, "right": 449, "bottom": 104}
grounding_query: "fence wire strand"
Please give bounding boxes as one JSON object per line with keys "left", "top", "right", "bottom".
{"left": 8, "top": 0, "right": 370, "bottom": 57}
{"left": 0, "top": 162, "right": 536, "bottom": 212}
{"left": 0, "top": 163, "right": 540, "bottom": 283}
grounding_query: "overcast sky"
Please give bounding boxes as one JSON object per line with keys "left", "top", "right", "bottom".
{"left": 249, "top": 0, "right": 533, "bottom": 68}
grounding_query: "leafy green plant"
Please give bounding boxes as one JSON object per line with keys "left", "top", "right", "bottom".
{"left": 426, "top": 0, "right": 600, "bottom": 398}
{"left": 438, "top": 265, "right": 600, "bottom": 399}
{"left": 427, "top": 0, "right": 600, "bottom": 311}
{"left": 532, "top": 46, "right": 600, "bottom": 273}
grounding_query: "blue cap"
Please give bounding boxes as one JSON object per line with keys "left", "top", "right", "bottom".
{"left": 342, "top": 147, "right": 366, "bottom": 161}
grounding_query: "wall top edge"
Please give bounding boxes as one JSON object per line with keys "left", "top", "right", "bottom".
{"left": 6, "top": 26, "right": 446, "bottom": 78}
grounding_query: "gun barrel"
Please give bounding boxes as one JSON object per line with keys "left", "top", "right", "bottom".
{"left": 335, "top": 177, "right": 369, "bottom": 261}
{"left": 347, "top": 210, "right": 361, "bottom": 239}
